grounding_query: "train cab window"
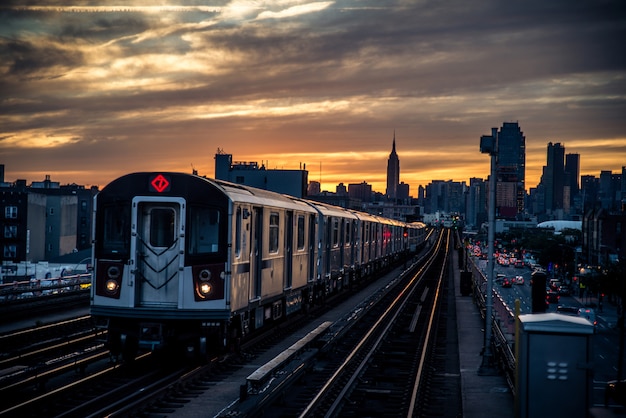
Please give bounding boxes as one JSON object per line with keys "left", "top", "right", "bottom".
{"left": 149, "top": 208, "right": 176, "bottom": 248}
{"left": 269, "top": 212, "right": 279, "bottom": 253}
{"left": 297, "top": 215, "right": 305, "bottom": 250}
{"left": 189, "top": 206, "right": 220, "bottom": 255}
{"left": 101, "top": 204, "right": 130, "bottom": 257}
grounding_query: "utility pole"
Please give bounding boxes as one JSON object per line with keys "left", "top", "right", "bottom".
{"left": 478, "top": 127, "right": 498, "bottom": 375}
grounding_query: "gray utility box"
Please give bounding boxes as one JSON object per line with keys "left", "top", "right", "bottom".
{"left": 516, "top": 313, "right": 594, "bottom": 418}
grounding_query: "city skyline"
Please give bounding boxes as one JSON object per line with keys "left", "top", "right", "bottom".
{"left": 1, "top": 1, "right": 625, "bottom": 193}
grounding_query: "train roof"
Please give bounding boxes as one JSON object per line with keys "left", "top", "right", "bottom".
{"left": 298, "top": 199, "right": 360, "bottom": 220}
{"left": 211, "top": 178, "right": 316, "bottom": 213}
{"left": 99, "top": 173, "right": 427, "bottom": 228}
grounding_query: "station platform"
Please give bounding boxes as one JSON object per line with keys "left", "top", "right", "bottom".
{"left": 453, "top": 251, "right": 515, "bottom": 418}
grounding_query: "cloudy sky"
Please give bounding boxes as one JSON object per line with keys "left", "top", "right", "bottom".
{"left": 1, "top": 1, "right": 625, "bottom": 194}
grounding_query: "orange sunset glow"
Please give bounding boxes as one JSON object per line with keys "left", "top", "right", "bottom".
{"left": 1, "top": 2, "right": 624, "bottom": 193}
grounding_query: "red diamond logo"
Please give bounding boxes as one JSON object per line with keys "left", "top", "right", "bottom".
{"left": 151, "top": 174, "right": 170, "bottom": 193}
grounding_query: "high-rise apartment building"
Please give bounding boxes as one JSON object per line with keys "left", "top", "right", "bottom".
{"left": 386, "top": 133, "right": 400, "bottom": 201}
{"left": 496, "top": 122, "right": 526, "bottom": 218}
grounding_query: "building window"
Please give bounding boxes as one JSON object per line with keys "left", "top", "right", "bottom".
{"left": 3, "top": 244, "right": 17, "bottom": 259}
{"left": 5, "top": 206, "right": 17, "bottom": 219}
{"left": 269, "top": 212, "right": 279, "bottom": 253}
{"left": 4, "top": 225, "right": 17, "bottom": 238}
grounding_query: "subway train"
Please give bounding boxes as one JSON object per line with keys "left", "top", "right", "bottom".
{"left": 90, "top": 172, "right": 428, "bottom": 360}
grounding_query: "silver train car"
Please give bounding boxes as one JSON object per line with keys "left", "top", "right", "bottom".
{"left": 90, "top": 172, "right": 427, "bottom": 359}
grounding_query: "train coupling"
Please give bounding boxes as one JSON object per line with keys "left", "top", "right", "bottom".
{"left": 138, "top": 322, "right": 165, "bottom": 350}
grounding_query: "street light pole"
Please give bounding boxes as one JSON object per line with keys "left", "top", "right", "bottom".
{"left": 479, "top": 127, "right": 498, "bottom": 375}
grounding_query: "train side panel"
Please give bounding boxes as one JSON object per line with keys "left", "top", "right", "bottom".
{"left": 230, "top": 203, "right": 252, "bottom": 314}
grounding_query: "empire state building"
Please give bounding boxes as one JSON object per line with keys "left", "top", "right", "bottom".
{"left": 386, "top": 133, "right": 400, "bottom": 200}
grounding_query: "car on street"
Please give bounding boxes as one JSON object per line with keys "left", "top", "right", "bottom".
{"left": 546, "top": 291, "right": 560, "bottom": 304}
{"left": 578, "top": 307, "right": 597, "bottom": 329}
{"left": 501, "top": 277, "right": 513, "bottom": 288}
{"left": 556, "top": 305, "right": 579, "bottom": 316}
{"left": 514, "top": 275, "right": 524, "bottom": 285}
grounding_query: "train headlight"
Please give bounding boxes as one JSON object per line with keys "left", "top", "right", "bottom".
{"left": 192, "top": 265, "right": 224, "bottom": 301}
{"left": 95, "top": 261, "right": 123, "bottom": 298}
{"left": 105, "top": 279, "right": 119, "bottom": 293}
{"left": 195, "top": 269, "right": 213, "bottom": 298}
{"left": 199, "top": 282, "right": 212, "bottom": 295}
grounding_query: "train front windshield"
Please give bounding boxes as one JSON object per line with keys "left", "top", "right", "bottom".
{"left": 98, "top": 204, "right": 222, "bottom": 257}
{"left": 188, "top": 206, "right": 221, "bottom": 255}
{"left": 100, "top": 203, "right": 131, "bottom": 258}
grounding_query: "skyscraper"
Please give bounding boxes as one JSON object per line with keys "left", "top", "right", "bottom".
{"left": 545, "top": 142, "right": 565, "bottom": 213}
{"left": 386, "top": 132, "right": 400, "bottom": 201}
{"left": 565, "top": 153, "right": 580, "bottom": 212}
{"left": 496, "top": 122, "right": 526, "bottom": 218}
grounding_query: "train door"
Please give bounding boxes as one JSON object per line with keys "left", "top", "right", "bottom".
{"left": 284, "top": 211, "right": 293, "bottom": 289}
{"left": 131, "top": 197, "right": 185, "bottom": 308}
{"left": 250, "top": 207, "right": 263, "bottom": 300}
{"left": 325, "top": 216, "right": 332, "bottom": 280}
{"left": 308, "top": 214, "right": 316, "bottom": 282}
{"left": 339, "top": 218, "right": 345, "bottom": 274}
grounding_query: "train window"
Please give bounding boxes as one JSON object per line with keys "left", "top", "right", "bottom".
{"left": 344, "top": 221, "right": 351, "bottom": 246}
{"left": 332, "top": 218, "right": 339, "bottom": 247}
{"left": 235, "top": 207, "right": 242, "bottom": 257}
{"left": 189, "top": 206, "right": 220, "bottom": 255}
{"left": 269, "top": 212, "right": 279, "bottom": 253}
{"left": 101, "top": 204, "right": 130, "bottom": 256}
{"left": 297, "top": 215, "right": 305, "bottom": 250}
{"left": 149, "top": 208, "right": 176, "bottom": 248}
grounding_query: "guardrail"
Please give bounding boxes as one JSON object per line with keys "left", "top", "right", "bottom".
{"left": 466, "top": 253, "right": 516, "bottom": 391}
{"left": 0, "top": 274, "right": 91, "bottom": 302}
